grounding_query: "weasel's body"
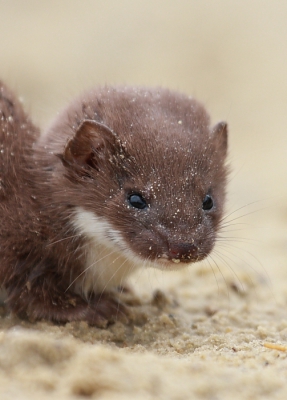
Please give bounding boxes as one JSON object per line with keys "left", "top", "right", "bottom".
{"left": 0, "top": 83, "right": 228, "bottom": 326}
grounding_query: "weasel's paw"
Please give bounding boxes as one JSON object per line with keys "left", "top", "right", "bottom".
{"left": 84, "top": 293, "right": 130, "bottom": 328}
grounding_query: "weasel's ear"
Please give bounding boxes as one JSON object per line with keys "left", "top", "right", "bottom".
{"left": 210, "top": 121, "right": 228, "bottom": 158}
{"left": 60, "top": 119, "right": 117, "bottom": 169}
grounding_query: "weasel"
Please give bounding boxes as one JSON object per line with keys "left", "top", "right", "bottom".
{"left": 0, "top": 83, "right": 228, "bottom": 327}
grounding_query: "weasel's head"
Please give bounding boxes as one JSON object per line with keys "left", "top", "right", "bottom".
{"left": 54, "top": 87, "right": 228, "bottom": 270}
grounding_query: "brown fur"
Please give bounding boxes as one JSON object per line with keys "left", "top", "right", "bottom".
{"left": 0, "top": 83, "right": 228, "bottom": 326}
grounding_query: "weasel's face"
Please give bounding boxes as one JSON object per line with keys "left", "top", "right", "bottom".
{"left": 55, "top": 87, "right": 228, "bottom": 271}
{"left": 99, "top": 134, "right": 227, "bottom": 269}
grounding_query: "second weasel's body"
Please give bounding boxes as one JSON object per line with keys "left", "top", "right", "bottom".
{"left": 0, "top": 84, "right": 228, "bottom": 326}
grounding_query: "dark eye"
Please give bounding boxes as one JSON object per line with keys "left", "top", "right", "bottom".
{"left": 128, "top": 193, "right": 148, "bottom": 209}
{"left": 202, "top": 194, "right": 214, "bottom": 210}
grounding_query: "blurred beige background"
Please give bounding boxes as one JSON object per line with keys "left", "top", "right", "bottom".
{"left": 1, "top": 2, "right": 287, "bottom": 399}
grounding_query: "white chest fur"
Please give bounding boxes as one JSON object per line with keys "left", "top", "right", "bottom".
{"left": 72, "top": 207, "right": 139, "bottom": 296}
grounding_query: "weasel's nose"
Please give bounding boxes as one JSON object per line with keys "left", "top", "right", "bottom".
{"left": 168, "top": 243, "right": 199, "bottom": 263}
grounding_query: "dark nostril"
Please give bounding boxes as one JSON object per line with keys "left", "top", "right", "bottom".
{"left": 168, "top": 243, "right": 198, "bottom": 261}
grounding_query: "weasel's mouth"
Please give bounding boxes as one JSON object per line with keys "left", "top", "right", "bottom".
{"left": 147, "top": 257, "right": 195, "bottom": 271}
{"left": 170, "top": 257, "right": 197, "bottom": 264}
{"left": 160, "top": 256, "right": 196, "bottom": 264}
{"left": 149, "top": 253, "right": 205, "bottom": 270}
{"left": 151, "top": 253, "right": 209, "bottom": 270}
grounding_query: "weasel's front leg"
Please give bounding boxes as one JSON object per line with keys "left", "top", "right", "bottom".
{"left": 6, "top": 278, "right": 128, "bottom": 328}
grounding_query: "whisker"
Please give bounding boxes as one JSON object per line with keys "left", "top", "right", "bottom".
{"left": 95, "top": 255, "right": 136, "bottom": 321}
{"left": 208, "top": 253, "right": 231, "bottom": 307}
{"left": 204, "top": 256, "right": 220, "bottom": 295}
{"left": 47, "top": 233, "right": 82, "bottom": 247}
{"left": 212, "top": 249, "right": 248, "bottom": 294}
{"left": 65, "top": 246, "right": 120, "bottom": 293}
{"left": 217, "top": 237, "right": 261, "bottom": 245}
{"left": 221, "top": 205, "right": 270, "bottom": 228}
{"left": 221, "top": 199, "right": 266, "bottom": 223}
{"left": 217, "top": 241, "right": 273, "bottom": 290}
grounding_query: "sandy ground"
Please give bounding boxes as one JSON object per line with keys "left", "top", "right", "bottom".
{"left": 1, "top": 1, "right": 287, "bottom": 399}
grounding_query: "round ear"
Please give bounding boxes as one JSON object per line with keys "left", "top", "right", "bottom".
{"left": 210, "top": 121, "right": 228, "bottom": 158}
{"left": 59, "top": 119, "right": 118, "bottom": 169}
